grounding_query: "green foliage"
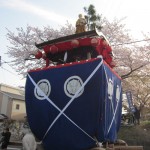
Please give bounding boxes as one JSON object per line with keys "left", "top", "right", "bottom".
{"left": 140, "top": 120, "right": 150, "bottom": 129}
{"left": 84, "top": 4, "right": 102, "bottom": 31}
{"left": 118, "top": 124, "right": 150, "bottom": 150}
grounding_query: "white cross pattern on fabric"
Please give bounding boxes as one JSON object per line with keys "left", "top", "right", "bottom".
{"left": 27, "top": 57, "right": 103, "bottom": 143}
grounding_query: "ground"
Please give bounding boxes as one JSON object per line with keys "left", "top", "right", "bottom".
{"left": 118, "top": 120, "right": 150, "bottom": 150}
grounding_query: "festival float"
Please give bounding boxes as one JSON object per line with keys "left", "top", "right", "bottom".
{"left": 25, "top": 16, "right": 143, "bottom": 150}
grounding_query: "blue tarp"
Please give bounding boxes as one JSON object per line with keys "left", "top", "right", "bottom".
{"left": 25, "top": 58, "right": 122, "bottom": 150}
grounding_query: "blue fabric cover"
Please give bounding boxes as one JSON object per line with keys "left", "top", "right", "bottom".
{"left": 25, "top": 58, "right": 122, "bottom": 150}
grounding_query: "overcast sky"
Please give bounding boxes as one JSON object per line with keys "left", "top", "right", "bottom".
{"left": 0, "top": 0, "right": 150, "bottom": 87}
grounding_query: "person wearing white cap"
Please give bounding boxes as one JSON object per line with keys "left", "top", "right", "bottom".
{"left": 22, "top": 130, "right": 37, "bottom": 150}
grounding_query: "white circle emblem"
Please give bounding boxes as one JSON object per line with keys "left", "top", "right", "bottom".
{"left": 64, "top": 76, "right": 84, "bottom": 98}
{"left": 34, "top": 79, "right": 51, "bottom": 100}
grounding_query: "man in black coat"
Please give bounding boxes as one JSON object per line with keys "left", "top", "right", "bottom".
{"left": 1, "top": 127, "right": 11, "bottom": 150}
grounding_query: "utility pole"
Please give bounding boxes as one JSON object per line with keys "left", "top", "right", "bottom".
{"left": 0, "top": 56, "right": 1, "bottom": 66}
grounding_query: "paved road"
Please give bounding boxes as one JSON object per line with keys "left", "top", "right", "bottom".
{"left": 7, "top": 148, "right": 21, "bottom": 150}
{"left": 7, "top": 145, "right": 22, "bottom": 150}
{"left": 7, "top": 142, "right": 43, "bottom": 150}
{"left": 7, "top": 147, "right": 21, "bottom": 150}
{"left": 7, "top": 143, "right": 43, "bottom": 150}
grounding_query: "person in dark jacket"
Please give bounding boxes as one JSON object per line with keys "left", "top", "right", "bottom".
{"left": 1, "top": 127, "right": 11, "bottom": 150}
{"left": 134, "top": 105, "right": 141, "bottom": 125}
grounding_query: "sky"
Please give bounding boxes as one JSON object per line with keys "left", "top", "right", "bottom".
{"left": 0, "top": 0, "right": 150, "bottom": 88}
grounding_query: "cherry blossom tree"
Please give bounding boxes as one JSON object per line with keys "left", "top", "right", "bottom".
{"left": 6, "top": 22, "right": 75, "bottom": 76}
{"left": 122, "top": 74, "right": 150, "bottom": 115}
{"left": 5, "top": 16, "right": 150, "bottom": 108}
{"left": 6, "top": 17, "right": 133, "bottom": 76}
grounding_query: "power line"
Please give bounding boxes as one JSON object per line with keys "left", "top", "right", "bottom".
{"left": 1, "top": 59, "right": 16, "bottom": 64}
{"left": 0, "top": 59, "right": 16, "bottom": 69}
{"left": 0, "top": 66, "right": 17, "bottom": 76}
{"left": 112, "top": 38, "right": 150, "bottom": 46}
{"left": 0, "top": 58, "right": 19, "bottom": 77}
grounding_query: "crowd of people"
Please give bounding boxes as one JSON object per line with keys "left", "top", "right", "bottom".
{"left": 0, "top": 127, "right": 43, "bottom": 150}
